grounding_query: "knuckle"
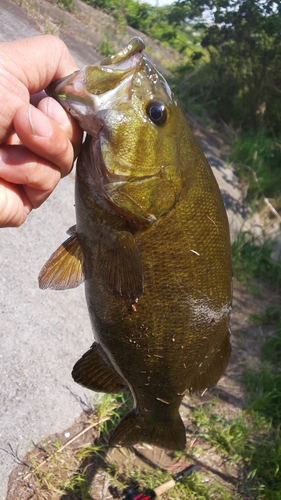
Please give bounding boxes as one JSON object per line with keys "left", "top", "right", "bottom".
{"left": 44, "top": 35, "right": 68, "bottom": 56}
{"left": 55, "top": 139, "right": 74, "bottom": 176}
{"left": 31, "top": 156, "right": 60, "bottom": 191}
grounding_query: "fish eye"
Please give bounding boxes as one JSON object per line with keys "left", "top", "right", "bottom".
{"left": 146, "top": 101, "right": 167, "bottom": 125}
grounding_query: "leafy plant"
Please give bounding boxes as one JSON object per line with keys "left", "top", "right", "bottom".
{"left": 97, "top": 40, "right": 115, "bottom": 56}
{"left": 182, "top": 0, "right": 281, "bottom": 134}
{"left": 85, "top": 0, "right": 205, "bottom": 58}
{"left": 232, "top": 229, "right": 281, "bottom": 290}
{"left": 230, "top": 129, "right": 281, "bottom": 209}
{"left": 57, "top": 0, "right": 75, "bottom": 11}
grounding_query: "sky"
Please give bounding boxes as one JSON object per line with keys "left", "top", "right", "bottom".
{"left": 140, "top": 0, "right": 175, "bottom": 6}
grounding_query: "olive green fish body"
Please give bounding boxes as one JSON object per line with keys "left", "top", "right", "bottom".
{"left": 39, "top": 38, "right": 232, "bottom": 450}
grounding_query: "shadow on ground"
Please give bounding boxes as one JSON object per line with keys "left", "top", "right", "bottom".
{"left": 6, "top": 387, "right": 241, "bottom": 500}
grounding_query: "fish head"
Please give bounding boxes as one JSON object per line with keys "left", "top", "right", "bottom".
{"left": 47, "top": 37, "right": 186, "bottom": 227}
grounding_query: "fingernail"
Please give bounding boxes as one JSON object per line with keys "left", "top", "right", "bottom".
{"left": 46, "top": 97, "right": 70, "bottom": 127}
{"left": 28, "top": 104, "right": 53, "bottom": 137}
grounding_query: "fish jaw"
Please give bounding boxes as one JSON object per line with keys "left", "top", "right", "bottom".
{"left": 46, "top": 37, "right": 184, "bottom": 226}
{"left": 45, "top": 37, "right": 145, "bottom": 137}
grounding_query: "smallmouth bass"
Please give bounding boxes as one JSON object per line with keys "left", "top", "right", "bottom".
{"left": 39, "top": 37, "right": 232, "bottom": 451}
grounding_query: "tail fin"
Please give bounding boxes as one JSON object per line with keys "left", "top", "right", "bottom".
{"left": 109, "top": 409, "right": 186, "bottom": 451}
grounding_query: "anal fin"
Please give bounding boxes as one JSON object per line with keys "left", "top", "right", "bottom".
{"left": 72, "top": 342, "right": 127, "bottom": 393}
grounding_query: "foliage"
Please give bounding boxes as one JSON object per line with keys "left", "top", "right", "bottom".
{"left": 112, "top": 465, "right": 233, "bottom": 499}
{"left": 243, "top": 364, "right": 281, "bottom": 424}
{"left": 84, "top": 0, "right": 205, "bottom": 58}
{"left": 191, "top": 401, "right": 281, "bottom": 499}
{"left": 232, "top": 229, "right": 281, "bottom": 290}
{"left": 251, "top": 306, "right": 281, "bottom": 328}
{"left": 229, "top": 129, "right": 281, "bottom": 209}
{"left": 56, "top": 0, "right": 75, "bottom": 11}
{"left": 193, "top": 306, "right": 281, "bottom": 499}
{"left": 97, "top": 40, "right": 115, "bottom": 56}
{"left": 176, "top": 0, "right": 281, "bottom": 134}
{"left": 243, "top": 310, "right": 281, "bottom": 496}
{"left": 262, "top": 326, "right": 281, "bottom": 367}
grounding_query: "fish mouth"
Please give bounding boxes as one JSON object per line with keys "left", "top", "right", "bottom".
{"left": 97, "top": 36, "right": 145, "bottom": 71}
{"left": 46, "top": 37, "right": 145, "bottom": 133}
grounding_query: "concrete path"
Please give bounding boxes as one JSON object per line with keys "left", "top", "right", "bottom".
{"left": 0, "top": 2, "right": 101, "bottom": 497}
{"left": 0, "top": 1, "right": 247, "bottom": 498}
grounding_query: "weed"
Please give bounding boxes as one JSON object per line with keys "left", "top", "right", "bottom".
{"left": 243, "top": 366, "right": 281, "bottom": 423}
{"left": 230, "top": 130, "right": 281, "bottom": 210}
{"left": 250, "top": 306, "right": 281, "bottom": 327}
{"left": 95, "top": 391, "right": 133, "bottom": 436}
{"left": 190, "top": 303, "right": 281, "bottom": 499}
{"left": 242, "top": 311, "right": 281, "bottom": 496}
{"left": 42, "top": 19, "right": 59, "bottom": 35}
{"left": 262, "top": 331, "right": 281, "bottom": 366}
{"left": 56, "top": 0, "right": 75, "bottom": 11}
{"left": 97, "top": 40, "right": 115, "bottom": 56}
{"left": 189, "top": 401, "right": 281, "bottom": 498}
{"left": 231, "top": 229, "right": 281, "bottom": 290}
{"left": 112, "top": 464, "right": 233, "bottom": 499}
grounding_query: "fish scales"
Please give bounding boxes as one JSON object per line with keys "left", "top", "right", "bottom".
{"left": 39, "top": 37, "right": 232, "bottom": 451}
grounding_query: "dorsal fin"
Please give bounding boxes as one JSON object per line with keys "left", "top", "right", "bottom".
{"left": 38, "top": 232, "right": 84, "bottom": 290}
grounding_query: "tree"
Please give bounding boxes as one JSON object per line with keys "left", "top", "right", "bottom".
{"left": 175, "top": 0, "right": 281, "bottom": 133}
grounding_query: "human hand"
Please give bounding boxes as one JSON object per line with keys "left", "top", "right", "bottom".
{"left": 0, "top": 35, "right": 83, "bottom": 227}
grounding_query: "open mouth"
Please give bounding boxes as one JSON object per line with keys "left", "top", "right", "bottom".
{"left": 97, "top": 37, "right": 145, "bottom": 71}
{"left": 46, "top": 37, "right": 145, "bottom": 106}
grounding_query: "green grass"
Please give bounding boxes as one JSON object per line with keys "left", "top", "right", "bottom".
{"left": 188, "top": 221, "right": 281, "bottom": 497}
{"left": 231, "top": 229, "right": 281, "bottom": 291}
{"left": 230, "top": 129, "right": 281, "bottom": 212}
{"left": 97, "top": 40, "right": 115, "bottom": 56}
{"left": 185, "top": 247, "right": 281, "bottom": 499}
{"left": 56, "top": 0, "right": 75, "bottom": 11}
{"left": 105, "top": 454, "right": 236, "bottom": 499}
{"left": 189, "top": 402, "right": 281, "bottom": 498}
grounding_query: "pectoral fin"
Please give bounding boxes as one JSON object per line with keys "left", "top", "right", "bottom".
{"left": 98, "top": 230, "right": 143, "bottom": 301}
{"left": 72, "top": 342, "right": 126, "bottom": 393}
{"left": 38, "top": 232, "right": 84, "bottom": 290}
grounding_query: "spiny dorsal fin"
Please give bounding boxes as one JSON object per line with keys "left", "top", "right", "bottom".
{"left": 72, "top": 342, "right": 126, "bottom": 393}
{"left": 98, "top": 230, "right": 143, "bottom": 301}
{"left": 38, "top": 232, "right": 84, "bottom": 290}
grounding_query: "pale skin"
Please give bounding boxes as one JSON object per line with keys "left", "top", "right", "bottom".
{"left": 0, "top": 35, "right": 83, "bottom": 227}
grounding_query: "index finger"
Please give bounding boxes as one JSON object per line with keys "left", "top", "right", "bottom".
{"left": 0, "top": 36, "right": 78, "bottom": 141}
{"left": 0, "top": 35, "right": 78, "bottom": 94}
